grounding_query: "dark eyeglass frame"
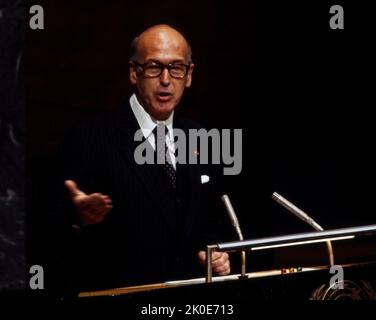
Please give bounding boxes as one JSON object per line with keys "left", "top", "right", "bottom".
{"left": 131, "top": 60, "right": 191, "bottom": 79}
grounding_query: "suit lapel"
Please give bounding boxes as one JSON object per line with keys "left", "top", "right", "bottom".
{"left": 110, "top": 103, "right": 177, "bottom": 231}
{"left": 173, "top": 117, "right": 202, "bottom": 239}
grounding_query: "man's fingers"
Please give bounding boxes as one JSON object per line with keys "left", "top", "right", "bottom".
{"left": 212, "top": 253, "right": 229, "bottom": 268}
{"left": 198, "top": 251, "right": 229, "bottom": 264}
{"left": 79, "top": 202, "right": 111, "bottom": 224}
{"left": 87, "top": 193, "right": 104, "bottom": 205}
{"left": 77, "top": 194, "right": 98, "bottom": 209}
{"left": 65, "top": 180, "right": 85, "bottom": 197}
{"left": 198, "top": 251, "right": 228, "bottom": 262}
{"left": 212, "top": 251, "right": 226, "bottom": 262}
{"left": 214, "top": 262, "right": 230, "bottom": 273}
{"left": 75, "top": 192, "right": 113, "bottom": 224}
{"left": 84, "top": 195, "right": 111, "bottom": 214}
{"left": 215, "top": 262, "right": 231, "bottom": 276}
{"left": 66, "top": 184, "right": 114, "bottom": 225}
{"left": 198, "top": 251, "right": 230, "bottom": 275}
{"left": 198, "top": 251, "right": 206, "bottom": 261}
{"left": 212, "top": 258, "right": 225, "bottom": 268}
{"left": 101, "top": 195, "right": 113, "bottom": 205}
{"left": 213, "top": 254, "right": 230, "bottom": 275}
{"left": 75, "top": 194, "right": 112, "bottom": 209}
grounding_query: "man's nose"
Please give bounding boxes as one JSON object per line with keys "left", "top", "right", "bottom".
{"left": 159, "top": 68, "right": 171, "bottom": 86}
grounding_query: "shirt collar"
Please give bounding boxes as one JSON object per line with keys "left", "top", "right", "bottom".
{"left": 129, "top": 94, "right": 174, "bottom": 140}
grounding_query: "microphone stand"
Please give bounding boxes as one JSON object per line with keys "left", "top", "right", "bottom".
{"left": 238, "top": 234, "right": 248, "bottom": 279}
{"left": 221, "top": 195, "right": 248, "bottom": 279}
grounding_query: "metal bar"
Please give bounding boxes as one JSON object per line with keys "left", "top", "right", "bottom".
{"left": 216, "top": 224, "right": 376, "bottom": 252}
{"left": 241, "top": 250, "right": 247, "bottom": 277}
{"left": 326, "top": 240, "right": 335, "bottom": 266}
{"left": 205, "top": 245, "right": 218, "bottom": 283}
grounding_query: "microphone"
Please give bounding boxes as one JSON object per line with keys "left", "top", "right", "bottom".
{"left": 221, "top": 195, "right": 247, "bottom": 278}
{"left": 272, "top": 192, "right": 334, "bottom": 266}
{"left": 272, "top": 192, "right": 323, "bottom": 231}
{"left": 221, "top": 194, "right": 244, "bottom": 240}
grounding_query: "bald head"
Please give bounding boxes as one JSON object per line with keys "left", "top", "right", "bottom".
{"left": 130, "top": 24, "right": 192, "bottom": 63}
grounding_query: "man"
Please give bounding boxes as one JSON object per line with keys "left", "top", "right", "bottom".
{"left": 59, "top": 25, "right": 232, "bottom": 292}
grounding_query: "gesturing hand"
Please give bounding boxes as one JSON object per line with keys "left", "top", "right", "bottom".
{"left": 64, "top": 180, "right": 113, "bottom": 225}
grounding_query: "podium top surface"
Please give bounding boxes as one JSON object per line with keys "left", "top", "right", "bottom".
{"left": 79, "top": 263, "right": 371, "bottom": 298}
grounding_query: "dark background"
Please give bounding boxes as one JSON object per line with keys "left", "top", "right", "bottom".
{"left": 24, "top": 1, "right": 375, "bottom": 289}
{"left": 0, "top": 0, "right": 25, "bottom": 291}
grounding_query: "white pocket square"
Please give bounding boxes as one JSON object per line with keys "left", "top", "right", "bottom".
{"left": 201, "top": 175, "right": 210, "bottom": 184}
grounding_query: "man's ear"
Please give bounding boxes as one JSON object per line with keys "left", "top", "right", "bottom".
{"left": 129, "top": 61, "right": 138, "bottom": 85}
{"left": 185, "top": 63, "right": 194, "bottom": 88}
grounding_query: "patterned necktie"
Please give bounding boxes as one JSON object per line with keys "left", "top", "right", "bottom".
{"left": 153, "top": 123, "right": 176, "bottom": 189}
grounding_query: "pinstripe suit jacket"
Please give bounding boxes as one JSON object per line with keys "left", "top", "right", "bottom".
{"left": 58, "top": 102, "right": 232, "bottom": 291}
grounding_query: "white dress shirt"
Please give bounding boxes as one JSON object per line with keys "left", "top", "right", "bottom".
{"left": 130, "top": 94, "right": 176, "bottom": 169}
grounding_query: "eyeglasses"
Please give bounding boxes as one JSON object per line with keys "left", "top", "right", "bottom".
{"left": 132, "top": 60, "right": 191, "bottom": 79}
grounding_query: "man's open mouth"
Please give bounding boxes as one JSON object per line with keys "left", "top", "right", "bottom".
{"left": 156, "top": 92, "right": 173, "bottom": 101}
